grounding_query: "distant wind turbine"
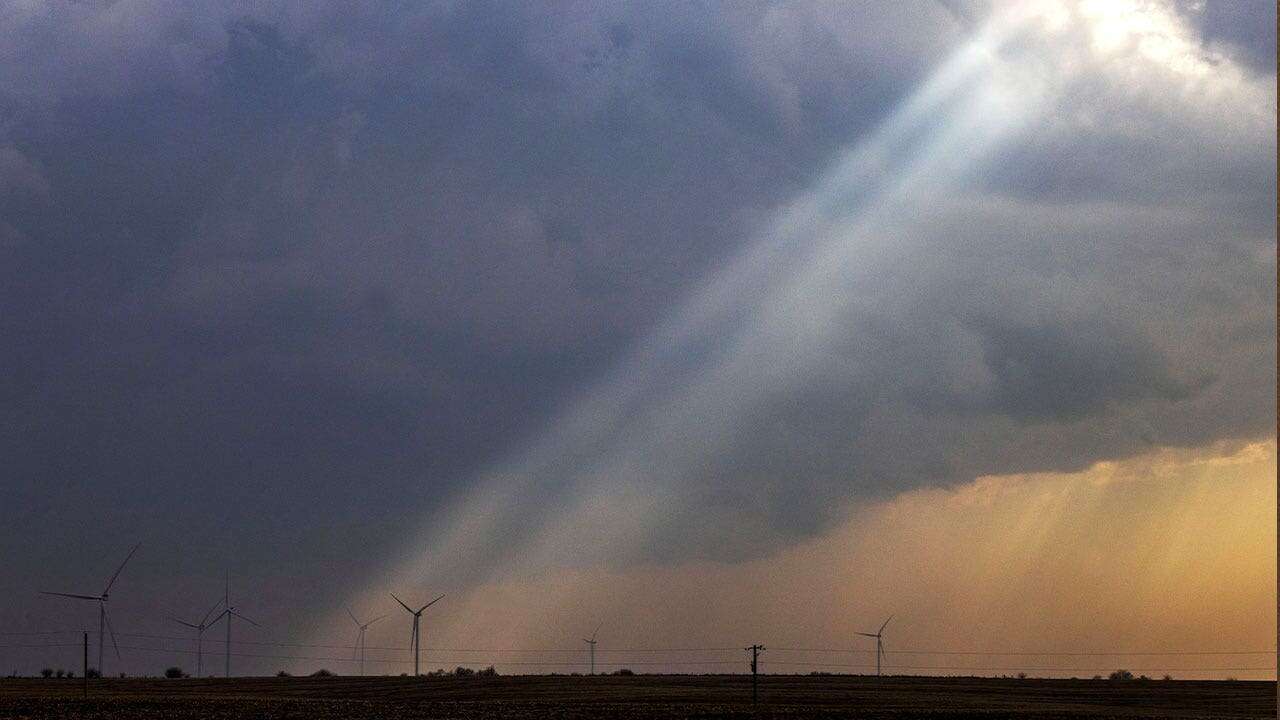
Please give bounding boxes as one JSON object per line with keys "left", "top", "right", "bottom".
{"left": 391, "top": 592, "right": 443, "bottom": 676}
{"left": 207, "top": 573, "right": 259, "bottom": 677}
{"left": 856, "top": 616, "right": 892, "bottom": 676}
{"left": 40, "top": 543, "right": 140, "bottom": 677}
{"left": 583, "top": 625, "right": 601, "bottom": 676}
{"left": 168, "top": 596, "right": 224, "bottom": 677}
{"left": 347, "top": 607, "right": 386, "bottom": 677}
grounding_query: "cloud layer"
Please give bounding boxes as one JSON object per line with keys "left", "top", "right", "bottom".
{"left": 0, "top": 1, "right": 1272, "bottom": 675}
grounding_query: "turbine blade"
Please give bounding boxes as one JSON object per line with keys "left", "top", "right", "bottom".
{"left": 168, "top": 616, "right": 199, "bottom": 629}
{"left": 347, "top": 607, "right": 361, "bottom": 626}
{"left": 390, "top": 593, "right": 414, "bottom": 613}
{"left": 102, "top": 543, "right": 140, "bottom": 597}
{"left": 199, "top": 597, "right": 224, "bottom": 627}
{"left": 879, "top": 615, "right": 893, "bottom": 634}
{"left": 40, "top": 591, "right": 100, "bottom": 601}
{"left": 230, "top": 610, "right": 260, "bottom": 627}
{"left": 420, "top": 593, "right": 445, "bottom": 611}
{"left": 103, "top": 610, "right": 121, "bottom": 660}
{"left": 206, "top": 609, "right": 229, "bottom": 628}
{"left": 592, "top": 624, "right": 601, "bottom": 642}
{"left": 855, "top": 632, "right": 877, "bottom": 638}
{"left": 368, "top": 614, "right": 387, "bottom": 627}
{"left": 353, "top": 630, "right": 361, "bottom": 659}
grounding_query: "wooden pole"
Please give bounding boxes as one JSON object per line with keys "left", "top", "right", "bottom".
{"left": 745, "top": 645, "right": 764, "bottom": 705}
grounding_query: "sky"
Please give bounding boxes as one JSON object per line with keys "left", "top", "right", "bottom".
{"left": 0, "top": 0, "right": 1274, "bottom": 679}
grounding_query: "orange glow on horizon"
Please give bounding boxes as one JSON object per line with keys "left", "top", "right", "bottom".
{"left": 404, "top": 439, "right": 1276, "bottom": 680}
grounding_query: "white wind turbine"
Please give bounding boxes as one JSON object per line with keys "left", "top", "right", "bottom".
{"left": 857, "top": 616, "right": 892, "bottom": 676}
{"left": 40, "top": 543, "right": 140, "bottom": 677}
{"left": 391, "top": 592, "right": 443, "bottom": 676}
{"left": 168, "top": 596, "right": 224, "bottom": 677}
{"left": 347, "top": 607, "right": 387, "bottom": 676}
{"left": 583, "top": 625, "right": 601, "bottom": 676}
{"left": 207, "top": 573, "right": 259, "bottom": 677}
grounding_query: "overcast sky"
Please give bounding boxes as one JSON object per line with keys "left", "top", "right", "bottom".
{"left": 0, "top": 0, "right": 1273, "bottom": 677}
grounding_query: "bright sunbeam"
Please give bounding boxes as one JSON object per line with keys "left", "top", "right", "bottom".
{"left": 327, "top": 0, "right": 1270, "bottom": 645}
{"left": 350, "top": 6, "right": 1049, "bottom": 602}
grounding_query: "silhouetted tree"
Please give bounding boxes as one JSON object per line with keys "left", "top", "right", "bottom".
{"left": 40, "top": 669, "right": 52, "bottom": 679}
{"left": 1108, "top": 669, "right": 1134, "bottom": 681}
{"left": 54, "top": 669, "right": 64, "bottom": 678}
{"left": 85, "top": 668, "right": 100, "bottom": 679}
{"left": 276, "top": 670, "right": 291, "bottom": 677}
{"left": 310, "top": 669, "right": 335, "bottom": 677}
{"left": 164, "top": 667, "right": 186, "bottom": 679}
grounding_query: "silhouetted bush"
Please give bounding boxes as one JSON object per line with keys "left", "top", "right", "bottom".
{"left": 164, "top": 667, "right": 186, "bottom": 679}
{"left": 66, "top": 672, "right": 75, "bottom": 679}
{"left": 40, "top": 669, "right": 52, "bottom": 679}
{"left": 614, "top": 668, "right": 635, "bottom": 676}
{"left": 276, "top": 670, "right": 291, "bottom": 677}
{"left": 85, "top": 668, "right": 100, "bottom": 679}
{"left": 54, "top": 670, "right": 64, "bottom": 678}
{"left": 1108, "top": 669, "right": 1134, "bottom": 681}
{"left": 310, "top": 669, "right": 335, "bottom": 677}
{"left": 454, "top": 666, "right": 475, "bottom": 678}
{"left": 1016, "top": 672, "right": 1027, "bottom": 679}
{"left": 1162, "top": 674, "right": 1173, "bottom": 681}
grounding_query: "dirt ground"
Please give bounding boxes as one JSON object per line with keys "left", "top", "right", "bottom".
{"left": 0, "top": 674, "right": 1272, "bottom": 718}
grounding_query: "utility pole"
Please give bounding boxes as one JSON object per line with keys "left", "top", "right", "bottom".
{"left": 82, "top": 632, "right": 88, "bottom": 698}
{"left": 745, "top": 644, "right": 765, "bottom": 704}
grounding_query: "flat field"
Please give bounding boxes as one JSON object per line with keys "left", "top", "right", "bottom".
{"left": 0, "top": 674, "right": 1271, "bottom": 719}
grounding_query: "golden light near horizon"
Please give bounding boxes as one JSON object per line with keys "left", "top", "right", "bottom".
{"left": 418, "top": 440, "right": 1275, "bottom": 680}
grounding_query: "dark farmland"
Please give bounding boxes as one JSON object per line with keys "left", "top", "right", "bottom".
{"left": 0, "top": 675, "right": 1272, "bottom": 719}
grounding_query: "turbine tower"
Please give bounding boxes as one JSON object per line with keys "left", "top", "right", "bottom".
{"left": 347, "top": 607, "right": 386, "bottom": 677}
{"left": 207, "top": 573, "right": 259, "bottom": 677}
{"left": 168, "top": 596, "right": 224, "bottom": 677}
{"left": 583, "top": 625, "right": 600, "bottom": 676}
{"left": 40, "top": 542, "right": 139, "bottom": 677}
{"left": 391, "top": 592, "right": 443, "bottom": 676}
{"left": 856, "top": 615, "right": 892, "bottom": 676}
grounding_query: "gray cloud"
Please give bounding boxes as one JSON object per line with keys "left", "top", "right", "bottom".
{"left": 0, "top": 0, "right": 1272, "bottom": 675}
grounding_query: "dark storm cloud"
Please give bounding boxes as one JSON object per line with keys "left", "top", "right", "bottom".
{"left": 1175, "top": 0, "right": 1277, "bottom": 73}
{"left": 0, "top": 0, "right": 967, "bottom": 671}
{"left": 0, "top": 0, "right": 1272, "bottom": 674}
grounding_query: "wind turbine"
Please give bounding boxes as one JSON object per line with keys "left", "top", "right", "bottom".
{"left": 207, "top": 573, "right": 259, "bottom": 677}
{"left": 391, "top": 592, "right": 443, "bottom": 676}
{"left": 583, "top": 625, "right": 600, "bottom": 676}
{"left": 857, "top": 616, "right": 892, "bottom": 676}
{"left": 347, "top": 607, "right": 386, "bottom": 677}
{"left": 40, "top": 543, "right": 139, "bottom": 677}
{"left": 168, "top": 596, "right": 224, "bottom": 677}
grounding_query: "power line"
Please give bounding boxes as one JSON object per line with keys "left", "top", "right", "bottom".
{"left": 4, "top": 629, "right": 1275, "bottom": 677}
{"left": 770, "top": 647, "right": 1278, "bottom": 657}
